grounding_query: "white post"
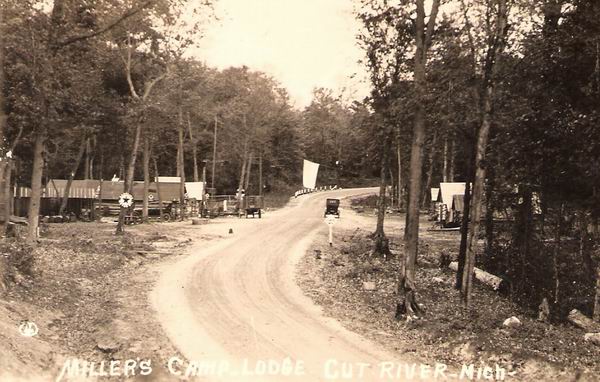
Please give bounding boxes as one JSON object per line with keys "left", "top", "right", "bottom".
{"left": 328, "top": 225, "right": 333, "bottom": 247}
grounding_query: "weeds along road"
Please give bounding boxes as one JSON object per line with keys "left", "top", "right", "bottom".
{"left": 151, "top": 188, "right": 410, "bottom": 382}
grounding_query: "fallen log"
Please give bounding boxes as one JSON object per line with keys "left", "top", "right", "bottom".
{"left": 123, "top": 250, "right": 172, "bottom": 258}
{"left": 449, "top": 261, "right": 506, "bottom": 291}
{"left": 9, "top": 215, "right": 28, "bottom": 225}
{"left": 567, "top": 309, "right": 600, "bottom": 332}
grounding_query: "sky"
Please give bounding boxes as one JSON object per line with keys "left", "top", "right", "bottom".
{"left": 190, "top": 0, "right": 371, "bottom": 109}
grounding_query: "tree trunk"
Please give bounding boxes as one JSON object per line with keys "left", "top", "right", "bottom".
{"left": 3, "top": 161, "right": 12, "bottom": 236}
{"left": 175, "top": 144, "right": 180, "bottom": 177}
{"left": 0, "top": 162, "right": 5, "bottom": 233}
{"left": 448, "top": 138, "right": 455, "bottom": 182}
{"left": 211, "top": 115, "right": 218, "bottom": 189}
{"left": 119, "top": 154, "right": 124, "bottom": 180}
{"left": 462, "top": 94, "right": 493, "bottom": 307}
{"left": 372, "top": 134, "right": 390, "bottom": 257}
{"left": 28, "top": 130, "right": 46, "bottom": 241}
{"left": 238, "top": 140, "right": 248, "bottom": 203}
{"left": 461, "top": 0, "right": 509, "bottom": 308}
{"left": 59, "top": 136, "right": 87, "bottom": 216}
{"left": 397, "top": 137, "right": 403, "bottom": 209}
{"left": 484, "top": 167, "right": 495, "bottom": 256}
{"left": 178, "top": 106, "right": 186, "bottom": 221}
{"left": 442, "top": 137, "right": 448, "bottom": 182}
{"left": 142, "top": 134, "right": 150, "bottom": 222}
{"left": 456, "top": 180, "right": 472, "bottom": 290}
{"left": 187, "top": 114, "right": 199, "bottom": 182}
{"left": 594, "top": 266, "right": 600, "bottom": 322}
{"left": 0, "top": 7, "right": 6, "bottom": 234}
{"left": 258, "top": 153, "right": 263, "bottom": 197}
{"left": 396, "top": 0, "right": 440, "bottom": 319}
{"left": 422, "top": 131, "right": 438, "bottom": 207}
{"left": 89, "top": 136, "right": 96, "bottom": 180}
{"left": 116, "top": 114, "right": 143, "bottom": 235}
{"left": 153, "top": 158, "right": 164, "bottom": 219}
{"left": 389, "top": 167, "right": 395, "bottom": 208}
{"left": 244, "top": 152, "right": 253, "bottom": 193}
{"left": 397, "top": 101, "right": 427, "bottom": 319}
{"left": 84, "top": 137, "right": 91, "bottom": 179}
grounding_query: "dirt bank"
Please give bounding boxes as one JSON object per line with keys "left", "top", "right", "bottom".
{"left": 297, "top": 199, "right": 600, "bottom": 381}
{"left": 0, "top": 220, "right": 217, "bottom": 381}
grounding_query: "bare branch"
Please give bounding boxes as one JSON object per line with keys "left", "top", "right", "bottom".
{"left": 460, "top": 0, "right": 478, "bottom": 73}
{"left": 57, "top": 0, "right": 156, "bottom": 48}
{"left": 142, "top": 65, "right": 170, "bottom": 101}
{"left": 424, "top": 0, "right": 441, "bottom": 50}
{"left": 124, "top": 34, "right": 140, "bottom": 100}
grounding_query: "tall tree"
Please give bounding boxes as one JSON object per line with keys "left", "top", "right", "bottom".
{"left": 461, "top": 0, "right": 510, "bottom": 307}
{"left": 396, "top": 0, "right": 440, "bottom": 319}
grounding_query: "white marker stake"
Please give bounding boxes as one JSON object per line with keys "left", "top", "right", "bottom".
{"left": 325, "top": 215, "right": 337, "bottom": 246}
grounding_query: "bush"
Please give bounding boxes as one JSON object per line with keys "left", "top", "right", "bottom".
{"left": 0, "top": 240, "right": 35, "bottom": 286}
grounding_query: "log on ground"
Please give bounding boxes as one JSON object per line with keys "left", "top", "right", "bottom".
{"left": 567, "top": 309, "right": 600, "bottom": 332}
{"left": 448, "top": 261, "right": 506, "bottom": 291}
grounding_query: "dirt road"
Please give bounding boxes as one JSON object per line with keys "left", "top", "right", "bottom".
{"left": 152, "top": 188, "right": 412, "bottom": 382}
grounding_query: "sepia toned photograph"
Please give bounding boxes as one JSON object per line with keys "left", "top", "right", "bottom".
{"left": 0, "top": 0, "right": 599, "bottom": 381}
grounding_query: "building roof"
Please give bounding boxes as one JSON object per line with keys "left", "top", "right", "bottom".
{"left": 45, "top": 179, "right": 101, "bottom": 198}
{"left": 45, "top": 179, "right": 184, "bottom": 201}
{"left": 101, "top": 181, "right": 182, "bottom": 201}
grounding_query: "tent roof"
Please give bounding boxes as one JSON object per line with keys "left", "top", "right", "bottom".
{"left": 430, "top": 188, "right": 440, "bottom": 201}
{"left": 438, "top": 182, "right": 466, "bottom": 205}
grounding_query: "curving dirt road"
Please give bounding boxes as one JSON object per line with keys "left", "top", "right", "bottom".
{"left": 152, "top": 188, "right": 409, "bottom": 381}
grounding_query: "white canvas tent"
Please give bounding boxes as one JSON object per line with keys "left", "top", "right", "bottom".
{"left": 430, "top": 188, "right": 440, "bottom": 204}
{"left": 438, "top": 182, "right": 467, "bottom": 223}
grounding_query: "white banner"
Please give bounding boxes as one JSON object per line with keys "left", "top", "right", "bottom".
{"left": 302, "top": 160, "right": 320, "bottom": 189}
{"left": 185, "top": 182, "right": 205, "bottom": 200}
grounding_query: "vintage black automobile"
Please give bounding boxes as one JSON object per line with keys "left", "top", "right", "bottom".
{"left": 242, "top": 195, "right": 263, "bottom": 218}
{"left": 324, "top": 198, "right": 340, "bottom": 218}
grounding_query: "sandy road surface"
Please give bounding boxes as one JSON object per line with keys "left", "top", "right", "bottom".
{"left": 152, "top": 188, "right": 413, "bottom": 382}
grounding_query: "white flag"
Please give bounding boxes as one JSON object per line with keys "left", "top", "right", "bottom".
{"left": 303, "top": 160, "right": 320, "bottom": 189}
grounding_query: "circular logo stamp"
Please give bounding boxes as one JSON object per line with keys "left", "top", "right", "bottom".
{"left": 19, "top": 321, "right": 39, "bottom": 337}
